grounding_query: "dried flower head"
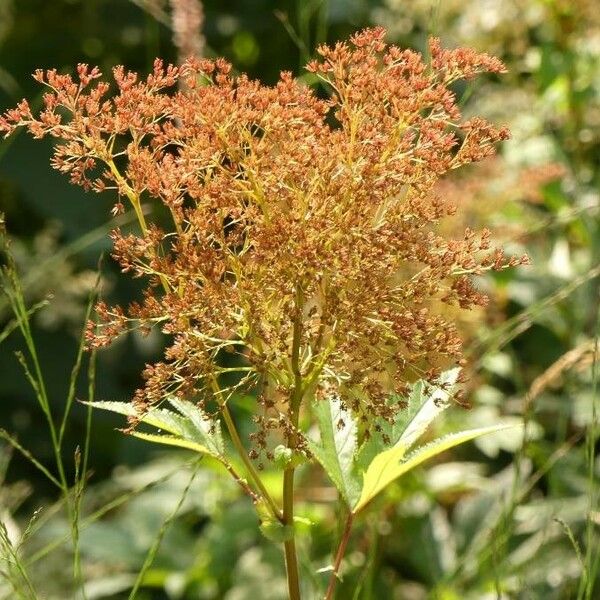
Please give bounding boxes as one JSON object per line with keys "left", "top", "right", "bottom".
{"left": 0, "top": 28, "right": 525, "bottom": 450}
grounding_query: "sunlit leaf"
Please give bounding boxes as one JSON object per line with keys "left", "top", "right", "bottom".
{"left": 306, "top": 395, "right": 361, "bottom": 507}
{"left": 353, "top": 424, "right": 514, "bottom": 514}
{"left": 83, "top": 400, "right": 179, "bottom": 433}
{"left": 84, "top": 399, "right": 223, "bottom": 459}
{"left": 356, "top": 369, "right": 460, "bottom": 469}
{"left": 128, "top": 432, "right": 216, "bottom": 456}
{"left": 396, "top": 369, "right": 460, "bottom": 448}
{"left": 167, "top": 398, "right": 224, "bottom": 457}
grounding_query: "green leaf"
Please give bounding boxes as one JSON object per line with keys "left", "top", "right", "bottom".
{"left": 307, "top": 395, "right": 362, "bottom": 507}
{"left": 255, "top": 499, "right": 294, "bottom": 543}
{"left": 167, "top": 398, "right": 224, "bottom": 456}
{"left": 395, "top": 369, "right": 460, "bottom": 448}
{"left": 256, "top": 504, "right": 312, "bottom": 543}
{"left": 353, "top": 424, "right": 515, "bottom": 514}
{"left": 259, "top": 519, "right": 295, "bottom": 543}
{"left": 129, "top": 432, "right": 215, "bottom": 455}
{"left": 81, "top": 400, "right": 177, "bottom": 433}
{"left": 273, "top": 444, "right": 293, "bottom": 468}
{"left": 356, "top": 369, "right": 460, "bottom": 469}
{"left": 84, "top": 399, "right": 223, "bottom": 459}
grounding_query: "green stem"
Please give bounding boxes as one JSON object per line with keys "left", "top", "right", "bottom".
{"left": 106, "top": 159, "right": 149, "bottom": 233}
{"left": 1, "top": 243, "right": 88, "bottom": 597}
{"left": 105, "top": 158, "right": 175, "bottom": 298}
{"left": 3, "top": 263, "right": 68, "bottom": 492}
{"left": 207, "top": 373, "right": 281, "bottom": 520}
{"left": 282, "top": 283, "right": 305, "bottom": 600}
{"left": 219, "top": 397, "right": 283, "bottom": 521}
{"left": 221, "top": 459, "right": 260, "bottom": 503}
{"left": 283, "top": 467, "right": 301, "bottom": 600}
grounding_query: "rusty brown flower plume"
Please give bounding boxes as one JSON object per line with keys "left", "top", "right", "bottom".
{"left": 0, "top": 28, "right": 527, "bottom": 454}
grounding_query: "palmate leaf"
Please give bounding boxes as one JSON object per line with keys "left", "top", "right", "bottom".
{"left": 356, "top": 369, "right": 460, "bottom": 470}
{"left": 83, "top": 398, "right": 224, "bottom": 459}
{"left": 352, "top": 424, "right": 514, "bottom": 514}
{"left": 304, "top": 370, "right": 516, "bottom": 517}
{"left": 396, "top": 368, "right": 460, "bottom": 448}
{"left": 166, "top": 398, "right": 224, "bottom": 456}
{"left": 307, "top": 395, "right": 362, "bottom": 507}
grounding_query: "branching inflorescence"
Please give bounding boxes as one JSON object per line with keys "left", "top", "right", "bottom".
{"left": 0, "top": 27, "right": 526, "bottom": 458}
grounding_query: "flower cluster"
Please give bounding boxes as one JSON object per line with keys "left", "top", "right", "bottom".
{"left": 0, "top": 28, "right": 526, "bottom": 452}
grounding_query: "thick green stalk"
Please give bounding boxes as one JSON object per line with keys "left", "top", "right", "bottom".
{"left": 283, "top": 467, "right": 301, "bottom": 600}
{"left": 282, "top": 284, "right": 305, "bottom": 600}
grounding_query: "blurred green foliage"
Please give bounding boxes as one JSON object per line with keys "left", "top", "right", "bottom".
{"left": 0, "top": 0, "right": 599, "bottom": 598}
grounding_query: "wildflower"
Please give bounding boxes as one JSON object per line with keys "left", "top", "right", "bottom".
{"left": 0, "top": 28, "right": 525, "bottom": 454}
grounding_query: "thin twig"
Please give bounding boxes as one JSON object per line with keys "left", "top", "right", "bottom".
{"left": 324, "top": 512, "right": 354, "bottom": 600}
